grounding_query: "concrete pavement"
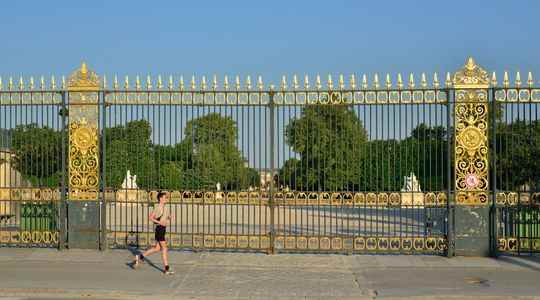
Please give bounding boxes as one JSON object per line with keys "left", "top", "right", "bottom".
{"left": 0, "top": 248, "right": 539, "bottom": 299}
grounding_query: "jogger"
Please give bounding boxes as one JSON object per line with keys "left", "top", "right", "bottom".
{"left": 133, "top": 191, "right": 174, "bottom": 275}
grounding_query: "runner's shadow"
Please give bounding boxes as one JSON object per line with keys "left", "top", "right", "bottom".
{"left": 126, "top": 246, "right": 165, "bottom": 273}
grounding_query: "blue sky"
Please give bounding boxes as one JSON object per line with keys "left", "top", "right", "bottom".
{"left": 0, "top": 0, "right": 539, "bottom": 82}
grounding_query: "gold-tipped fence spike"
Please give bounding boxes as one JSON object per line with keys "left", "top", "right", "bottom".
{"left": 293, "top": 74, "right": 299, "bottom": 89}
{"left": 224, "top": 75, "right": 229, "bottom": 90}
{"left": 257, "top": 75, "right": 264, "bottom": 90}
{"left": 146, "top": 75, "right": 152, "bottom": 89}
{"left": 350, "top": 74, "right": 356, "bottom": 89}
{"left": 8, "top": 77, "right": 13, "bottom": 90}
{"left": 281, "top": 75, "right": 287, "bottom": 90}
{"left": 158, "top": 75, "right": 163, "bottom": 89}
{"left": 339, "top": 74, "right": 345, "bottom": 89}
{"left": 125, "top": 76, "right": 130, "bottom": 90}
{"left": 528, "top": 72, "right": 534, "bottom": 87}
{"left": 29, "top": 77, "right": 35, "bottom": 90}
{"left": 50, "top": 76, "right": 56, "bottom": 90}
{"left": 316, "top": 74, "right": 322, "bottom": 90}
{"left": 515, "top": 71, "right": 522, "bottom": 87}
{"left": 327, "top": 74, "right": 334, "bottom": 89}
{"left": 304, "top": 74, "right": 310, "bottom": 89}
{"left": 385, "top": 74, "right": 391, "bottom": 89}
{"left": 373, "top": 73, "right": 380, "bottom": 89}
{"left": 491, "top": 72, "right": 497, "bottom": 87}
{"left": 40, "top": 76, "right": 45, "bottom": 90}
{"left": 18, "top": 77, "right": 24, "bottom": 90}
{"left": 201, "top": 76, "right": 207, "bottom": 90}
{"left": 191, "top": 75, "right": 196, "bottom": 90}
{"left": 0, "top": 77, "right": 2, "bottom": 90}
{"left": 113, "top": 75, "right": 119, "bottom": 90}
{"left": 179, "top": 76, "right": 185, "bottom": 90}
{"left": 445, "top": 72, "right": 452, "bottom": 87}
{"left": 433, "top": 73, "right": 440, "bottom": 89}
{"left": 362, "top": 74, "right": 368, "bottom": 89}
{"left": 103, "top": 75, "right": 107, "bottom": 89}
{"left": 213, "top": 75, "right": 218, "bottom": 90}
{"left": 503, "top": 71, "right": 510, "bottom": 87}
{"left": 235, "top": 75, "right": 241, "bottom": 90}
{"left": 408, "top": 73, "right": 415, "bottom": 88}
{"left": 246, "top": 75, "right": 252, "bottom": 90}
{"left": 136, "top": 75, "right": 141, "bottom": 90}
{"left": 61, "top": 76, "right": 66, "bottom": 90}
{"left": 421, "top": 73, "right": 427, "bottom": 88}
{"left": 168, "top": 75, "right": 173, "bottom": 90}
{"left": 397, "top": 73, "right": 403, "bottom": 89}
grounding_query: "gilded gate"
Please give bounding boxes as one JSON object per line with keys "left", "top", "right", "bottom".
{"left": 0, "top": 58, "right": 538, "bottom": 256}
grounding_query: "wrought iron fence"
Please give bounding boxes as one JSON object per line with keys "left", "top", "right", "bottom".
{"left": 0, "top": 88, "right": 66, "bottom": 247}
{"left": 0, "top": 58, "right": 539, "bottom": 255}
{"left": 493, "top": 83, "right": 540, "bottom": 255}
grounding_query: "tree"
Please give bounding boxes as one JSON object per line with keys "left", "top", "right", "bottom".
{"left": 10, "top": 124, "right": 65, "bottom": 187}
{"left": 495, "top": 120, "right": 540, "bottom": 190}
{"left": 281, "top": 106, "right": 368, "bottom": 191}
{"left": 159, "top": 113, "right": 260, "bottom": 191}
{"left": 104, "top": 120, "right": 156, "bottom": 189}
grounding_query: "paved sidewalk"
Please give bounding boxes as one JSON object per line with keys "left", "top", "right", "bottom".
{"left": 0, "top": 248, "right": 539, "bottom": 300}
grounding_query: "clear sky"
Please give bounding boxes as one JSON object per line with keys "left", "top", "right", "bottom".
{"left": 0, "top": 0, "right": 539, "bottom": 82}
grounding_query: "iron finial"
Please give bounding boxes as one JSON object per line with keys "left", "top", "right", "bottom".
{"left": 408, "top": 73, "right": 415, "bottom": 89}
{"left": 213, "top": 75, "right": 218, "bottom": 90}
{"left": 136, "top": 75, "right": 141, "bottom": 90}
{"left": 327, "top": 74, "right": 333, "bottom": 89}
{"left": 201, "top": 76, "right": 207, "bottom": 90}
{"left": 421, "top": 73, "right": 427, "bottom": 88}
{"left": 191, "top": 75, "right": 196, "bottom": 90}
{"left": 362, "top": 74, "right": 368, "bottom": 89}
{"left": 257, "top": 75, "right": 264, "bottom": 90}
{"left": 385, "top": 73, "right": 392, "bottom": 89}
{"left": 491, "top": 72, "right": 497, "bottom": 87}
{"left": 515, "top": 71, "right": 522, "bottom": 87}
{"left": 503, "top": 71, "right": 509, "bottom": 87}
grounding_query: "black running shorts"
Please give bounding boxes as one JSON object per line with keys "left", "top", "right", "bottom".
{"left": 155, "top": 225, "right": 166, "bottom": 242}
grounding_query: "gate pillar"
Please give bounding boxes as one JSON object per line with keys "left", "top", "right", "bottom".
{"left": 452, "top": 57, "right": 491, "bottom": 256}
{"left": 66, "top": 62, "right": 101, "bottom": 249}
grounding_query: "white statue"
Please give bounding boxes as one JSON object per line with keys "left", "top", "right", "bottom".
{"left": 216, "top": 182, "right": 221, "bottom": 191}
{"left": 121, "top": 170, "right": 138, "bottom": 189}
{"left": 401, "top": 172, "right": 421, "bottom": 192}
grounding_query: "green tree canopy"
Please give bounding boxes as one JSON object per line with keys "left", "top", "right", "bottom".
{"left": 10, "top": 124, "right": 65, "bottom": 187}
{"left": 281, "top": 106, "right": 368, "bottom": 191}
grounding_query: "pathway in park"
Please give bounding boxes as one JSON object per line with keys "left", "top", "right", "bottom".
{"left": 1, "top": 248, "right": 540, "bottom": 299}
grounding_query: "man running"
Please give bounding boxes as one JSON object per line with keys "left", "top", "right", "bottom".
{"left": 133, "top": 191, "right": 174, "bottom": 275}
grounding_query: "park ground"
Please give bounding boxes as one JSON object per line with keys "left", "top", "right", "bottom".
{"left": 1, "top": 248, "right": 540, "bottom": 300}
